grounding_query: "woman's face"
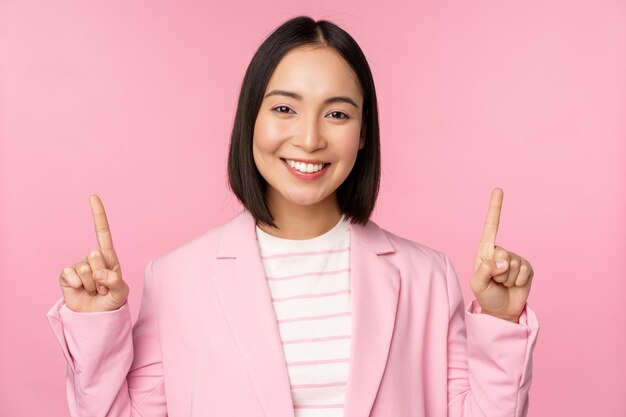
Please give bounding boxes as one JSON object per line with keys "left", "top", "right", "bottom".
{"left": 253, "top": 45, "right": 364, "bottom": 216}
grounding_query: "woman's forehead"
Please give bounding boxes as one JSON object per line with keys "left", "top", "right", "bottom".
{"left": 265, "top": 46, "right": 362, "bottom": 101}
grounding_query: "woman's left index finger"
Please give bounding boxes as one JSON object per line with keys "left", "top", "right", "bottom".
{"left": 479, "top": 187, "right": 503, "bottom": 248}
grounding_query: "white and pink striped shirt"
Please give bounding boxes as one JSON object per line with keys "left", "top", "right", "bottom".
{"left": 255, "top": 214, "right": 352, "bottom": 417}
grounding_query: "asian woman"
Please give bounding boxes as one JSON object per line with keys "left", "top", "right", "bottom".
{"left": 48, "top": 15, "right": 538, "bottom": 417}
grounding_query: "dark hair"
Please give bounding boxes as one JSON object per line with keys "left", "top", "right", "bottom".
{"left": 227, "top": 15, "right": 380, "bottom": 228}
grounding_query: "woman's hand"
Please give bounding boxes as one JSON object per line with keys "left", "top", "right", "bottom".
{"left": 469, "top": 188, "right": 534, "bottom": 323}
{"left": 58, "top": 195, "right": 129, "bottom": 313}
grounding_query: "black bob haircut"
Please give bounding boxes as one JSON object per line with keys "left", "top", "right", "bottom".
{"left": 227, "top": 15, "right": 381, "bottom": 228}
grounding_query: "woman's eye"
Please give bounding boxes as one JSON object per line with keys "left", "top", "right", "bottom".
{"left": 272, "top": 105, "right": 294, "bottom": 114}
{"left": 271, "top": 106, "right": 349, "bottom": 119}
{"left": 328, "top": 111, "right": 349, "bottom": 120}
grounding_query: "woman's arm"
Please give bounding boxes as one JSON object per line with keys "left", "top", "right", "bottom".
{"left": 46, "top": 259, "right": 166, "bottom": 417}
{"left": 445, "top": 254, "right": 540, "bottom": 417}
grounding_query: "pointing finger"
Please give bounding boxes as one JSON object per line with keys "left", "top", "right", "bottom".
{"left": 89, "top": 195, "right": 118, "bottom": 266}
{"left": 479, "top": 188, "right": 503, "bottom": 249}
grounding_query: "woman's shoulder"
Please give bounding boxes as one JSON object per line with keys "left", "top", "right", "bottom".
{"left": 365, "top": 219, "right": 449, "bottom": 273}
{"left": 148, "top": 213, "right": 237, "bottom": 267}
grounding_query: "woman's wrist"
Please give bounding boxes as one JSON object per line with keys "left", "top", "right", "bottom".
{"left": 482, "top": 310, "right": 520, "bottom": 324}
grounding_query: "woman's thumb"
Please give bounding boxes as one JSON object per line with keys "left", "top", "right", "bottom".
{"left": 93, "top": 268, "right": 124, "bottom": 292}
{"left": 472, "top": 259, "right": 509, "bottom": 291}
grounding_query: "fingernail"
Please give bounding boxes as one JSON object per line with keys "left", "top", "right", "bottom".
{"left": 496, "top": 260, "right": 508, "bottom": 269}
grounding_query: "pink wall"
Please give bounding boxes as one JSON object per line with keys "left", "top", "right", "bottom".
{"left": 1, "top": 1, "right": 624, "bottom": 416}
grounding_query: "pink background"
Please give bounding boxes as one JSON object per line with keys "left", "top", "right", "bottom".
{"left": 1, "top": 1, "right": 624, "bottom": 416}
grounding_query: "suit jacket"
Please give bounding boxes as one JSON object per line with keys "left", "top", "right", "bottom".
{"left": 47, "top": 209, "right": 539, "bottom": 417}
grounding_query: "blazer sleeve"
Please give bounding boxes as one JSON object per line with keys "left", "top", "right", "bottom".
{"left": 45, "top": 259, "right": 166, "bottom": 417}
{"left": 444, "top": 254, "right": 540, "bottom": 417}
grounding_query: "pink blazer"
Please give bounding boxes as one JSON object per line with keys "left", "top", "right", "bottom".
{"left": 47, "top": 209, "right": 539, "bottom": 417}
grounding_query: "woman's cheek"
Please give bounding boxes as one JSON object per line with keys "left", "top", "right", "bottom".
{"left": 254, "top": 115, "right": 288, "bottom": 150}
{"left": 333, "top": 124, "right": 362, "bottom": 154}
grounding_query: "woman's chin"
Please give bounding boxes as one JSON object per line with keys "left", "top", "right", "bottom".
{"left": 286, "top": 197, "right": 325, "bottom": 207}
{"left": 278, "top": 192, "right": 333, "bottom": 209}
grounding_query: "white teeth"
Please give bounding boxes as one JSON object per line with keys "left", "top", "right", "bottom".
{"left": 285, "top": 159, "right": 326, "bottom": 173}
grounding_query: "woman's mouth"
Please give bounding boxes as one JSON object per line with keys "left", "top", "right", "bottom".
{"left": 282, "top": 158, "right": 328, "bottom": 172}
{"left": 280, "top": 158, "right": 330, "bottom": 180}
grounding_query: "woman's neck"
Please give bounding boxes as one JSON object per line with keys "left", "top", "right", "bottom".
{"left": 257, "top": 194, "right": 343, "bottom": 240}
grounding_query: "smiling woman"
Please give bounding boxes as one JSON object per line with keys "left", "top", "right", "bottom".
{"left": 251, "top": 45, "right": 365, "bottom": 239}
{"left": 47, "top": 14, "right": 539, "bottom": 417}
{"left": 227, "top": 17, "right": 381, "bottom": 239}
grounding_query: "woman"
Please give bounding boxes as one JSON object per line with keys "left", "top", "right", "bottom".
{"left": 47, "top": 15, "right": 539, "bottom": 417}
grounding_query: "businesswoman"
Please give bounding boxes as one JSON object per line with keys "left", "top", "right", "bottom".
{"left": 48, "top": 15, "right": 539, "bottom": 417}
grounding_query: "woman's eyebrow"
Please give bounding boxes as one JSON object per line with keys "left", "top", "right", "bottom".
{"left": 264, "top": 89, "right": 359, "bottom": 109}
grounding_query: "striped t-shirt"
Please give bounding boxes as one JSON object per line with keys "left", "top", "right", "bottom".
{"left": 255, "top": 214, "right": 352, "bottom": 417}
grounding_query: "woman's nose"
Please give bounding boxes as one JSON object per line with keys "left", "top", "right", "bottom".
{"left": 294, "top": 118, "right": 327, "bottom": 152}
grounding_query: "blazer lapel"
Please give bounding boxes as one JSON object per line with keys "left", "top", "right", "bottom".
{"left": 212, "top": 209, "right": 400, "bottom": 417}
{"left": 343, "top": 215, "right": 400, "bottom": 417}
{"left": 212, "top": 210, "right": 295, "bottom": 417}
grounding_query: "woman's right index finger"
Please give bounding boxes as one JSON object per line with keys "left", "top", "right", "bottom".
{"left": 89, "top": 195, "right": 118, "bottom": 263}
